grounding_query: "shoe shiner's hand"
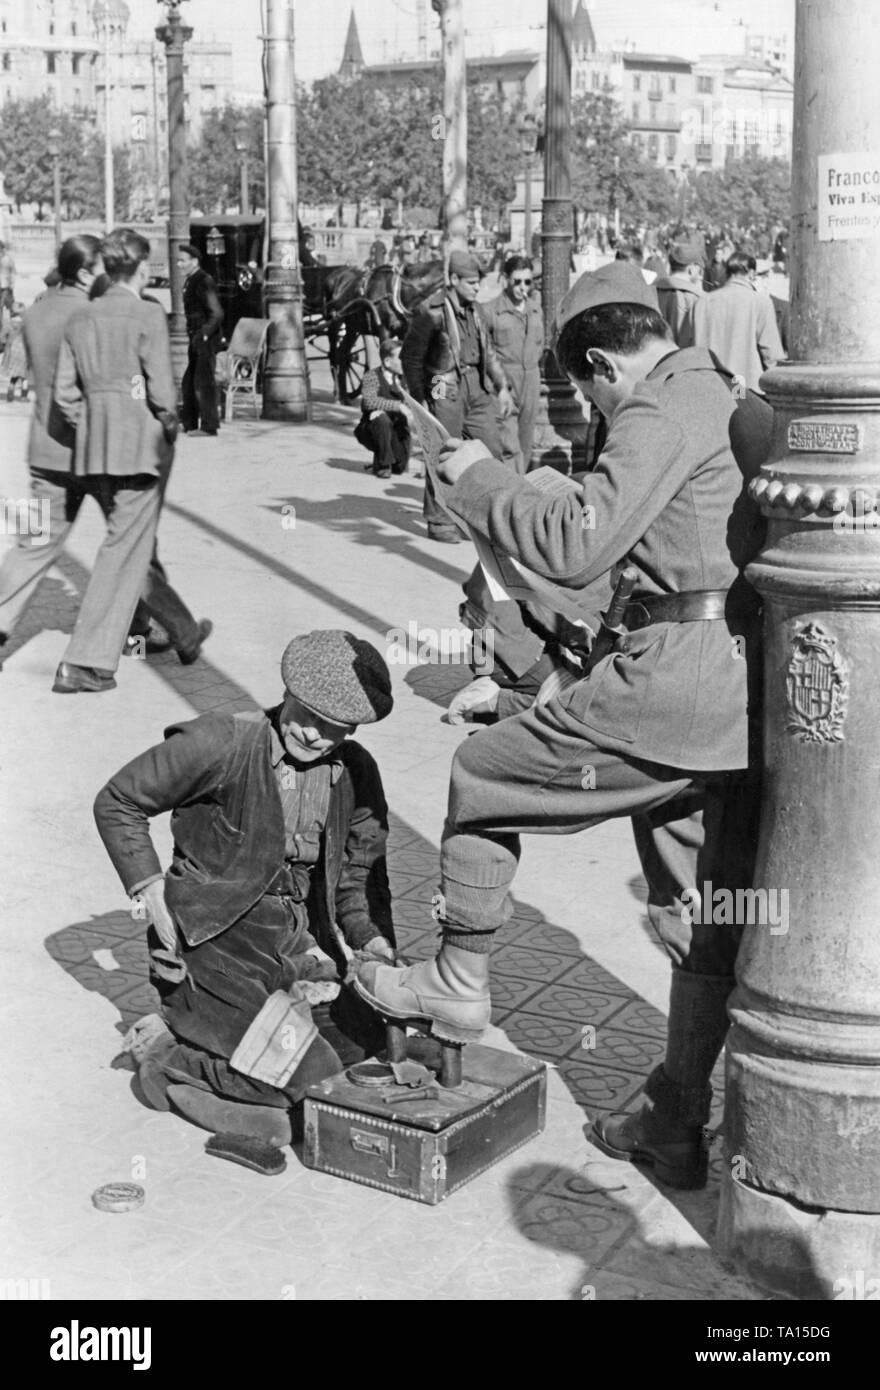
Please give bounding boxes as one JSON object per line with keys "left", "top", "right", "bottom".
{"left": 360, "top": 935, "right": 399, "bottom": 963}
{"left": 139, "top": 879, "right": 178, "bottom": 953}
{"left": 437, "top": 437, "right": 491, "bottom": 485}
{"left": 497, "top": 385, "right": 515, "bottom": 419}
{"left": 446, "top": 675, "right": 501, "bottom": 725}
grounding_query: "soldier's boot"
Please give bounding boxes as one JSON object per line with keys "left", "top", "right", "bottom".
{"left": 352, "top": 936, "right": 491, "bottom": 1044}
{"left": 591, "top": 971, "right": 733, "bottom": 1190}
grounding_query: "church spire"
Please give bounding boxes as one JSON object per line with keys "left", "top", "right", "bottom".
{"left": 572, "top": 1, "right": 597, "bottom": 59}
{"left": 339, "top": 8, "right": 365, "bottom": 80}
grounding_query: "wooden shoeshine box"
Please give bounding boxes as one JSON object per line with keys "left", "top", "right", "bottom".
{"left": 303, "top": 1041, "right": 547, "bottom": 1204}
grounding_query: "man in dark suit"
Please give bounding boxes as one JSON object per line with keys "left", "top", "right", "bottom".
{"left": 401, "top": 249, "right": 512, "bottom": 543}
{"left": 0, "top": 235, "right": 103, "bottom": 654}
{"left": 50, "top": 228, "right": 209, "bottom": 693}
{"left": 178, "top": 242, "right": 223, "bottom": 436}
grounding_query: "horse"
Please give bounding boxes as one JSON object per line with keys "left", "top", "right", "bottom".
{"left": 321, "top": 260, "right": 444, "bottom": 403}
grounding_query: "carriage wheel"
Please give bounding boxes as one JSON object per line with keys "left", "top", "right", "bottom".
{"left": 336, "top": 332, "right": 366, "bottom": 404}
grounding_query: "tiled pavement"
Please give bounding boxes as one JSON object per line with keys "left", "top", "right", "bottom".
{"left": 0, "top": 366, "right": 764, "bottom": 1301}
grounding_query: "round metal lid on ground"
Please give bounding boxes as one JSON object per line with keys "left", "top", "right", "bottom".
{"left": 91, "top": 1182, "right": 146, "bottom": 1213}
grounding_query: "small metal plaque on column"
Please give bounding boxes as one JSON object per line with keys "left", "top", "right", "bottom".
{"left": 787, "top": 420, "right": 862, "bottom": 452}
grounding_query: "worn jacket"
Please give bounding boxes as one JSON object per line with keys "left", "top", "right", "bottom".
{"left": 93, "top": 707, "right": 394, "bottom": 957}
{"left": 183, "top": 267, "right": 224, "bottom": 341}
{"left": 402, "top": 290, "right": 507, "bottom": 403}
{"left": 21, "top": 284, "right": 89, "bottom": 473}
{"left": 479, "top": 292, "right": 544, "bottom": 384}
{"left": 693, "top": 277, "right": 784, "bottom": 391}
{"left": 446, "top": 347, "right": 774, "bottom": 772}
{"left": 361, "top": 366, "right": 406, "bottom": 416}
{"left": 54, "top": 284, "right": 176, "bottom": 479}
{"left": 655, "top": 272, "right": 702, "bottom": 349}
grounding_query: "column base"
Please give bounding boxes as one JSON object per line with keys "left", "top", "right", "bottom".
{"left": 718, "top": 1170, "right": 880, "bottom": 1300}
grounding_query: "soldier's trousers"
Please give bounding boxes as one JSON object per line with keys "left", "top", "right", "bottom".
{"left": 423, "top": 369, "right": 501, "bottom": 527}
{"left": 437, "top": 694, "right": 759, "bottom": 1126}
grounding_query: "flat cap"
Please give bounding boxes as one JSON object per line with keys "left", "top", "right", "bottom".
{"left": 448, "top": 249, "right": 481, "bottom": 278}
{"left": 281, "top": 630, "right": 393, "bottom": 725}
{"left": 669, "top": 235, "right": 706, "bottom": 267}
{"left": 178, "top": 242, "right": 202, "bottom": 260}
{"left": 553, "top": 260, "right": 660, "bottom": 342}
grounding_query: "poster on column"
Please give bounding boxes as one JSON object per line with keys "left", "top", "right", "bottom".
{"left": 818, "top": 152, "right": 880, "bottom": 240}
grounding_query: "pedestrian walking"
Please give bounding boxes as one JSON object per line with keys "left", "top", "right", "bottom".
{"left": 2, "top": 302, "right": 29, "bottom": 400}
{"left": 401, "top": 249, "right": 513, "bottom": 544}
{"left": 693, "top": 249, "right": 784, "bottom": 392}
{"left": 354, "top": 339, "right": 412, "bottom": 477}
{"left": 0, "top": 239, "right": 16, "bottom": 318}
{"left": 178, "top": 242, "right": 223, "bottom": 436}
{"left": 49, "top": 228, "right": 210, "bottom": 694}
{"left": 354, "top": 261, "right": 774, "bottom": 1192}
{"left": 479, "top": 255, "right": 544, "bottom": 474}
{"left": 655, "top": 235, "right": 705, "bottom": 348}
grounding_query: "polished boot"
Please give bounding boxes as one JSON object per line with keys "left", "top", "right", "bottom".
{"left": 591, "top": 1103, "right": 708, "bottom": 1190}
{"left": 166, "top": 1084, "right": 292, "bottom": 1145}
{"left": 52, "top": 662, "right": 117, "bottom": 693}
{"left": 352, "top": 939, "right": 491, "bottom": 1043}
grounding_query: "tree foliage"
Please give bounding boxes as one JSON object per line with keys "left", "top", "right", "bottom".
{"left": 0, "top": 96, "right": 131, "bottom": 219}
{"left": 686, "top": 152, "right": 790, "bottom": 232}
{"left": 187, "top": 102, "right": 265, "bottom": 215}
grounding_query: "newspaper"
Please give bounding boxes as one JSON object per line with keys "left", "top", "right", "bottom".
{"left": 399, "top": 385, "right": 591, "bottom": 624}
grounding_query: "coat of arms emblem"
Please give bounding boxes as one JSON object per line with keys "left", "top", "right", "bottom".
{"left": 786, "top": 621, "right": 849, "bottom": 743}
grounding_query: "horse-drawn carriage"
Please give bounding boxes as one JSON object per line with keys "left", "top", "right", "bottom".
{"left": 186, "top": 215, "right": 444, "bottom": 405}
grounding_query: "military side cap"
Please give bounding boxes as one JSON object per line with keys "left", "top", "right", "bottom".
{"left": 553, "top": 261, "right": 660, "bottom": 342}
{"left": 669, "top": 235, "right": 706, "bottom": 267}
{"left": 281, "top": 630, "right": 393, "bottom": 725}
{"left": 448, "top": 249, "right": 481, "bottom": 278}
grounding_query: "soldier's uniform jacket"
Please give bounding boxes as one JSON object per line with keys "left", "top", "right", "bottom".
{"left": 401, "top": 290, "right": 507, "bottom": 403}
{"left": 654, "top": 272, "right": 702, "bottom": 349}
{"left": 446, "top": 347, "right": 773, "bottom": 772}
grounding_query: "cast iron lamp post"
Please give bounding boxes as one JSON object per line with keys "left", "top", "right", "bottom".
{"left": 48, "top": 126, "right": 62, "bottom": 252}
{"left": 234, "top": 116, "right": 249, "bottom": 216}
{"left": 155, "top": 0, "right": 192, "bottom": 390}
{"left": 518, "top": 111, "right": 539, "bottom": 255}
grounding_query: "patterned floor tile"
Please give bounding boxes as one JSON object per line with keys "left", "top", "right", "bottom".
{"left": 502, "top": 919, "right": 587, "bottom": 956}
{"left": 491, "top": 943, "right": 576, "bottom": 985}
{"left": 553, "top": 1060, "right": 646, "bottom": 1116}
{"left": 513, "top": 981, "right": 630, "bottom": 1029}
{"left": 550, "top": 957, "right": 636, "bottom": 997}
{"left": 532, "top": 1155, "right": 657, "bottom": 1212}
{"left": 496, "top": 1012, "right": 591, "bottom": 1061}
{"left": 603, "top": 996, "right": 667, "bottom": 1039}
{"left": 432, "top": 1235, "right": 585, "bottom": 1301}
{"left": 509, "top": 1190, "right": 637, "bottom": 1263}
{"left": 568, "top": 1024, "right": 665, "bottom": 1072}
{"left": 487, "top": 973, "right": 546, "bottom": 1015}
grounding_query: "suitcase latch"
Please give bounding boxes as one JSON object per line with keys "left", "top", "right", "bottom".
{"left": 351, "top": 1130, "right": 401, "bottom": 1176}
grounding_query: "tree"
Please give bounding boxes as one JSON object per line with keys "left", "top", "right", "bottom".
{"left": 687, "top": 152, "right": 790, "bottom": 238}
{"left": 187, "top": 103, "right": 265, "bottom": 214}
{"left": 570, "top": 87, "right": 680, "bottom": 228}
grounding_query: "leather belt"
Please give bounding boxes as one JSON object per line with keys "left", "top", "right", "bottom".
{"left": 623, "top": 589, "right": 760, "bottom": 631}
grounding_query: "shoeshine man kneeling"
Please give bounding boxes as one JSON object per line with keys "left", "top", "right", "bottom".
{"left": 353, "top": 260, "right": 773, "bottom": 1191}
{"left": 94, "top": 630, "right": 398, "bottom": 1172}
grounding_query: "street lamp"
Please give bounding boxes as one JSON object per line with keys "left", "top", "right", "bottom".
{"left": 518, "top": 111, "right": 539, "bottom": 255}
{"left": 395, "top": 183, "right": 404, "bottom": 229}
{"left": 47, "top": 126, "right": 62, "bottom": 252}
{"left": 234, "top": 116, "right": 249, "bottom": 216}
{"left": 155, "top": 0, "right": 192, "bottom": 390}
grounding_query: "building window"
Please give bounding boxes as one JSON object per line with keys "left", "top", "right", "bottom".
{"left": 591, "top": 70, "right": 600, "bottom": 90}
{"left": 631, "top": 133, "right": 643, "bottom": 155}
{"left": 131, "top": 84, "right": 147, "bottom": 111}
{"left": 649, "top": 75, "right": 662, "bottom": 98}
{"left": 669, "top": 75, "right": 676, "bottom": 93}
{"left": 647, "top": 133, "right": 659, "bottom": 161}
{"left": 632, "top": 102, "right": 640, "bottom": 121}
{"left": 666, "top": 134, "right": 677, "bottom": 160}
{"left": 49, "top": 21, "right": 55, "bottom": 35}
{"left": 72, "top": 21, "right": 77, "bottom": 35}
{"left": 47, "top": 52, "right": 56, "bottom": 75}
{"left": 697, "top": 75, "right": 713, "bottom": 94}
{"left": 696, "top": 141, "right": 713, "bottom": 162}
{"left": 72, "top": 54, "right": 81, "bottom": 75}
{"left": 632, "top": 74, "right": 641, "bottom": 91}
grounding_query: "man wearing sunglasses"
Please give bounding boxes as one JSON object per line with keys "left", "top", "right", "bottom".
{"left": 480, "top": 254, "right": 544, "bottom": 474}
